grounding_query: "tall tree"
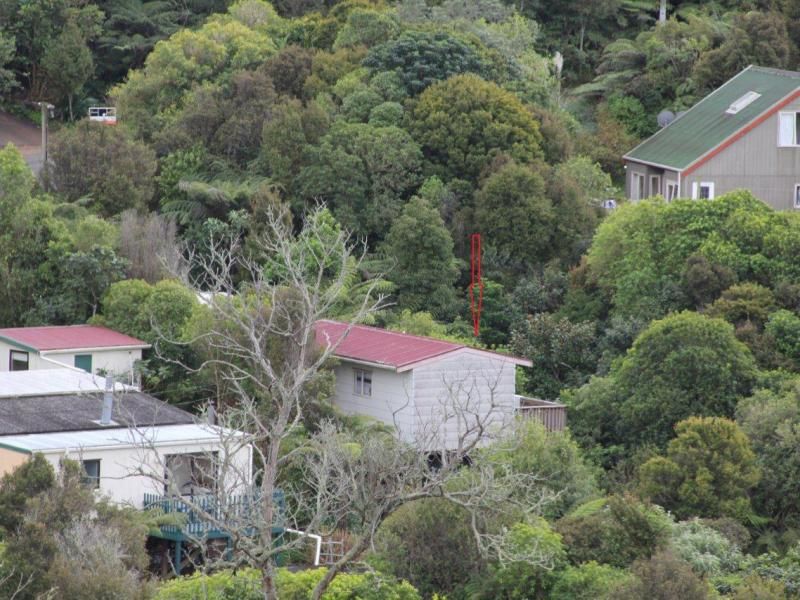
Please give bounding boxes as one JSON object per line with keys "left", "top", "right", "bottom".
{"left": 409, "top": 74, "right": 543, "bottom": 183}
{"left": 381, "top": 194, "right": 460, "bottom": 320}
{"left": 41, "top": 19, "right": 93, "bottom": 120}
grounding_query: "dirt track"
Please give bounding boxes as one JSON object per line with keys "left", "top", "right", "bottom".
{"left": 0, "top": 111, "right": 42, "bottom": 174}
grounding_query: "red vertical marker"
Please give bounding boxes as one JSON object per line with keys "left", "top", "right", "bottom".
{"left": 469, "top": 233, "right": 483, "bottom": 337}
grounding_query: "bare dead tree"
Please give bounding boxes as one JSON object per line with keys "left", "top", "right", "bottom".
{"left": 0, "top": 564, "right": 46, "bottom": 600}
{"left": 126, "top": 204, "right": 561, "bottom": 599}
{"left": 139, "top": 204, "right": 386, "bottom": 598}
{"left": 296, "top": 410, "right": 554, "bottom": 600}
{"left": 118, "top": 209, "right": 182, "bottom": 283}
{"left": 297, "top": 365, "right": 559, "bottom": 600}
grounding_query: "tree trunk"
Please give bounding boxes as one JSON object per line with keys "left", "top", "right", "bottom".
{"left": 261, "top": 561, "right": 279, "bottom": 600}
{"left": 68, "top": 94, "right": 74, "bottom": 122}
{"left": 310, "top": 535, "right": 372, "bottom": 600}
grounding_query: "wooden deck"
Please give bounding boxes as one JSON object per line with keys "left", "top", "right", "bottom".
{"left": 516, "top": 396, "right": 567, "bottom": 432}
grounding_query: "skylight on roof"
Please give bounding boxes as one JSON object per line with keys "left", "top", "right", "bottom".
{"left": 726, "top": 91, "right": 761, "bottom": 115}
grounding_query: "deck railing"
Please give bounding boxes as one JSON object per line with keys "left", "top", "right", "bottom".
{"left": 143, "top": 490, "right": 284, "bottom": 538}
{"left": 516, "top": 396, "right": 567, "bottom": 432}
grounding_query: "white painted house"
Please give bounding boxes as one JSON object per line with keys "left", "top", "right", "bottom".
{"left": 0, "top": 324, "right": 149, "bottom": 382}
{"left": 0, "top": 370, "right": 251, "bottom": 509}
{"left": 316, "top": 320, "right": 534, "bottom": 450}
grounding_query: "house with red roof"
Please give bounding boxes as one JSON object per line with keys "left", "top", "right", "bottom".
{"left": 0, "top": 325, "right": 149, "bottom": 382}
{"left": 316, "top": 320, "right": 538, "bottom": 450}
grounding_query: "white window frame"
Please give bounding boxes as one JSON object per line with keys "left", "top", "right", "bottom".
{"left": 778, "top": 111, "right": 800, "bottom": 147}
{"left": 649, "top": 175, "right": 661, "bottom": 198}
{"left": 9, "top": 350, "right": 28, "bottom": 371}
{"left": 691, "top": 181, "right": 715, "bottom": 200}
{"left": 794, "top": 184, "right": 800, "bottom": 209}
{"left": 666, "top": 182, "right": 679, "bottom": 201}
{"left": 631, "top": 173, "right": 645, "bottom": 201}
{"left": 353, "top": 368, "right": 372, "bottom": 397}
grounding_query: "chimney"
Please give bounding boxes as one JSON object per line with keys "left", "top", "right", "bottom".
{"left": 208, "top": 399, "right": 217, "bottom": 426}
{"left": 100, "top": 376, "right": 114, "bottom": 425}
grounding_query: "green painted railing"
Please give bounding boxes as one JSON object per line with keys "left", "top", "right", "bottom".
{"left": 143, "top": 490, "right": 285, "bottom": 539}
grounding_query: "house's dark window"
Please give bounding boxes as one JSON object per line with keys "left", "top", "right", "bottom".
{"left": 649, "top": 175, "right": 661, "bottom": 198}
{"left": 81, "top": 459, "right": 101, "bottom": 489}
{"left": 666, "top": 183, "right": 679, "bottom": 201}
{"left": 693, "top": 182, "right": 715, "bottom": 200}
{"left": 9, "top": 350, "right": 28, "bottom": 371}
{"left": 354, "top": 368, "right": 372, "bottom": 397}
{"left": 74, "top": 354, "right": 93, "bottom": 373}
{"left": 794, "top": 184, "right": 800, "bottom": 209}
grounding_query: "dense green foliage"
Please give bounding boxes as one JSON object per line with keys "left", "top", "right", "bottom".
{"left": 638, "top": 417, "right": 761, "bottom": 521}
{"left": 155, "top": 567, "right": 421, "bottom": 599}
{"left": 566, "top": 311, "right": 758, "bottom": 452}
{"left": 7, "top": 0, "right": 800, "bottom": 597}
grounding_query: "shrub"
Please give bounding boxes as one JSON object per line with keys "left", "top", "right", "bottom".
{"left": 669, "top": 519, "right": 743, "bottom": 577}
{"left": 615, "top": 549, "right": 710, "bottom": 600}
{"left": 372, "top": 498, "right": 483, "bottom": 598}
{"left": 47, "top": 121, "right": 157, "bottom": 216}
{"left": 481, "top": 419, "right": 599, "bottom": 519}
{"left": 555, "top": 495, "right": 671, "bottom": 568}
{"left": 155, "top": 568, "right": 421, "bottom": 600}
{"left": 637, "top": 417, "right": 760, "bottom": 521}
{"left": 732, "top": 575, "right": 788, "bottom": 600}
{"left": 550, "top": 561, "right": 633, "bottom": 600}
{"left": 465, "top": 520, "right": 565, "bottom": 599}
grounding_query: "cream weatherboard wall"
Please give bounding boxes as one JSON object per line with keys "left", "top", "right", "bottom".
{"left": 412, "top": 350, "right": 517, "bottom": 450}
{"left": 331, "top": 362, "right": 416, "bottom": 440}
{"left": 0, "top": 434, "right": 252, "bottom": 509}
{"left": 0, "top": 340, "right": 143, "bottom": 379}
{"left": 331, "top": 351, "right": 519, "bottom": 450}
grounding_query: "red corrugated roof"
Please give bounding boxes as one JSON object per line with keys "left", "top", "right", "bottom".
{"left": 315, "top": 320, "right": 531, "bottom": 370}
{"left": 0, "top": 325, "right": 149, "bottom": 351}
{"left": 316, "top": 320, "right": 461, "bottom": 368}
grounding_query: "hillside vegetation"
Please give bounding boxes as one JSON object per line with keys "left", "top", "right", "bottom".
{"left": 3, "top": 0, "right": 800, "bottom": 598}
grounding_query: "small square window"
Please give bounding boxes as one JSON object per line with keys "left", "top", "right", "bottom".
{"left": 81, "top": 459, "right": 100, "bottom": 489}
{"left": 9, "top": 350, "right": 28, "bottom": 371}
{"left": 354, "top": 368, "right": 372, "bottom": 397}
{"left": 692, "top": 182, "right": 715, "bottom": 200}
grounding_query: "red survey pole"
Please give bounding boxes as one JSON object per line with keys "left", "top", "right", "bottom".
{"left": 469, "top": 234, "right": 484, "bottom": 338}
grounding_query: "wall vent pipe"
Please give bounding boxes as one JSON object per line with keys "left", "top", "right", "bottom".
{"left": 100, "top": 376, "right": 114, "bottom": 425}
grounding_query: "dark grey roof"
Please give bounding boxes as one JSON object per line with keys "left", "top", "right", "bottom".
{"left": 0, "top": 391, "right": 195, "bottom": 435}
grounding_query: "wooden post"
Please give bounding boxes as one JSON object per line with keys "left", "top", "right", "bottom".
{"left": 40, "top": 102, "right": 47, "bottom": 167}
{"left": 174, "top": 539, "right": 183, "bottom": 575}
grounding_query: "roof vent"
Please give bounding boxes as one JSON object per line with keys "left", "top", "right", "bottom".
{"left": 726, "top": 91, "right": 761, "bottom": 115}
{"left": 94, "top": 376, "right": 118, "bottom": 426}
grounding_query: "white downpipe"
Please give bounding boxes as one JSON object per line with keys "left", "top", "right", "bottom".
{"left": 38, "top": 352, "right": 85, "bottom": 373}
{"left": 284, "top": 528, "right": 322, "bottom": 566}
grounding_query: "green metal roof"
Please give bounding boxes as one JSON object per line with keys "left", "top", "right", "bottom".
{"left": 624, "top": 66, "right": 800, "bottom": 171}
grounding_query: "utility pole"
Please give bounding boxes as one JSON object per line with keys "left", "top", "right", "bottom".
{"left": 38, "top": 101, "right": 54, "bottom": 175}
{"left": 659, "top": 0, "right": 667, "bottom": 24}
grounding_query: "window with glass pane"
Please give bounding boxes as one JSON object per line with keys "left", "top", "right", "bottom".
{"left": 354, "top": 368, "right": 372, "bottom": 396}
{"left": 779, "top": 112, "right": 799, "bottom": 146}
{"left": 81, "top": 459, "right": 101, "bottom": 489}
{"left": 9, "top": 350, "right": 28, "bottom": 371}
